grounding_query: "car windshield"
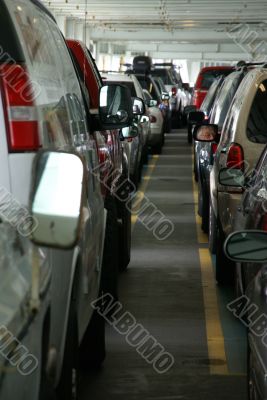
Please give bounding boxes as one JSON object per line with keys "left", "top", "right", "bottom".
{"left": 107, "top": 81, "right": 136, "bottom": 97}
{"left": 200, "top": 70, "right": 232, "bottom": 90}
{"left": 151, "top": 69, "right": 174, "bottom": 85}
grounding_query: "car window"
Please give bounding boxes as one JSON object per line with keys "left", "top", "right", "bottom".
{"left": 200, "top": 78, "right": 222, "bottom": 116}
{"left": 246, "top": 79, "right": 267, "bottom": 144}
{"left": 107, "top": 81, "right": 136, "bottom": 97}
{"left": 199, "top": 70, "right": 232, "bottom": 90}
{"left": 143, "top": 90, "right": 152, "bottom": 101}
{"left": 211, "top": 74, "right": 243, "bottom": 130}
{"left": 136, "top": 77, "right": 160, "bottom": 101}
{"left": 10, "top": 2, "right": 89, "bottom": 148}
{"left": 151, "top": 69, "right": 174, "bottom": 85}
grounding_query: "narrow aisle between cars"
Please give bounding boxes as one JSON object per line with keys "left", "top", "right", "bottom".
{"left": 80, "top": 130, "right": 246, "bottom": 400}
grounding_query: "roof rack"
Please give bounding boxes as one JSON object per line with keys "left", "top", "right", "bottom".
{"left": 154, "top": 63, "right": 174, "bottom": 67}
{"left": 236, "top": 60, "right": 267, "bottom": 69}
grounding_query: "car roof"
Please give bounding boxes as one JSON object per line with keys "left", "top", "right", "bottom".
{"left": 199, "top": 66, "right": 234, "bottom": 73}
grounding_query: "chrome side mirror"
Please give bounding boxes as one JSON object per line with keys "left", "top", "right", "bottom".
{"left": 30, "top": 151, "right": 84, "bottom": 248}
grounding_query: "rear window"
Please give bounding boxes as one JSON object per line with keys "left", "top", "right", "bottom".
{"left": 135, "top": 77, "right": 160, "bottom": 101}
{"left": 107, "top": 81, "right": 136, "bottom": 97}
{"left": 199, "top": 70, "right": 232, "bottom": 90}
{"left": 151, "top": 69, "right": 174, "bottom": 85}
{"left": 247, "top": 79, "right": 267, "bottom": 144}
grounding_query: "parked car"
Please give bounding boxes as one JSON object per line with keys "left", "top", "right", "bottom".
{"left": 67, "top": 39, "right": 134, "bottom": 273}
{"left": 102, "top": 73, "right": 150, "bottom": 186}
{"left": 152, "top": 76, "right": 172, "bottom": 133}
{"left": 224, "top": 229, "right": 267, "bottom": 400}
{"left": 193, "top": 75, "right": 236, "bottom": 233}
{"left": 194, "top": 66, "right": 267, "bottom": 284}
{"left": 192, "top": 65, "right": 234, "bottom": 109}
{"left": 0, "top": 1, "right": 133, "bottom": 399}
{"left": 152, "top": 62, "right": 190, "bottom": 127}
{"left": 129, "top": 57, "right": 186, "bottom": 128}
{"left": 218, "top": 143, "right": 267, "bottom": 294}
{"left": 143, "top": 89, "right": 165, "bottom": 153}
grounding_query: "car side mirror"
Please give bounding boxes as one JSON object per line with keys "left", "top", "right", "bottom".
{"left": 122, "top": 124, "right": 139, "bottom": 139}
{"left": 224, "top": 230, "right": 267, "bottom": 263}
{"left": 30, "top": 151, "right": 84, "bottom": 249}
{"left": 132, "top": 97, "right": 146, "bottom": 115}
{"left": 148, "top": 99, "right": 158, "bottom": 107}
{"left": 188, "top": 111, "right": 205, "bottom": 124}
{"left": 193, "top": 124, "right": 219, "bottom": 142}
{"left": 161, "top": 92, "right": 170, "bottom": 101}
{"left": 99, "top": 84, "right": 133, "bottom": 128}
{"left": 184, "top": 105, "right": 197, "bottom": 115}
{"left": 218, "top": 168, "right": 245, "bottom": 187}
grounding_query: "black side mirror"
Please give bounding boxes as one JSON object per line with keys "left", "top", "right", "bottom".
{"left": 188, "top": 111, "right": 205, "bottom": 124}
{"left": 225, "top": 230, "right": 267, "bottom": 263}
{"left": 184, "top": 105, "right": 197, "bottom": 115}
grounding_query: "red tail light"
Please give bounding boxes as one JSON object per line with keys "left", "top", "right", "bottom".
{"left": 171, "top": 87, "right": 177, "bottom": 96}
{"left": 261, "top": 214, "right": 267, "bottom": 231}
{"left": 226, "top": 143, "right": 244, "bottom": 169}
{"left": 211, "top": 143, "right": 218, "bottom": 155}
{"left": 149, "top": 115, "right": 157, "bottom": 123}
{"left": 0, "top": 64, "right": 40, "bottom": 151}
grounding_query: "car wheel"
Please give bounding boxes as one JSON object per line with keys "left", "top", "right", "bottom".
{"left": 193, "top": 154, "right": 198, "bottom": 182}
{"left": 118, "top": 198, "right": 131, "bottom": 272}
{"left": 152, "top": 141, "right": 163, "bottom": 155}
{"left": 201, "top": 188, "right": 209, "bottom": 234}
{"left": 79, "top": 307, "right": 106, "bottom": 370}
{"left": 215, "top": 220, "right": 235, "bottom": 285}
{"left": 187, "top": 123, "right": 192, "bottom": 144}
{"left": 56, "top": 304, "right": 78, "bottom": 400}
{"left": 165, "top": 119, "right": 171, "bottom": 133}
{"left": 101, "top": 194, "right": 119, "bottom": 300}
{"left": 39, "top": 373, "right": 56, "bottom": 400}
{"left": 248, "top": 340, "right": 261, "bottom": 400}
{"left": 208, "top": 201, "right": 217, "bottom": 254}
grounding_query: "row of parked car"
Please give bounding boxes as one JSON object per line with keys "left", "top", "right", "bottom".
{"left": 0, "top": 1, "right": 182, "bottom": 399}
{"left": 189, "top": 60, "right": 267, "bottom": 399}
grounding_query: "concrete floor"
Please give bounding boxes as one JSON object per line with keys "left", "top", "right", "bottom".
{"left": 80, "top": 130, "right": 247, "bottom": 400}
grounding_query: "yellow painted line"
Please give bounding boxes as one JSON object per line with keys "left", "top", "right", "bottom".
{"left": 192, "top": 152, "right": 208, "bottom": 244}
{"left": 192, "top": 149, "right": 228, "bottom": 374}
{"left": 199, "top": 248, "right": 229, "bottom": 375}
{"left": 131, "top": 155, "right": 159, "bottom": 230}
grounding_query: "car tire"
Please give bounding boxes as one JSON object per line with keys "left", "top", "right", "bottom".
{"left": 193, "top": 153, "right": 198, "bottom": 182}
{"left": 247, "top": 339, "right": 261, "bottom": 400}
{"left": 118, "top": 198, "right": 131, "bottom": 272}
{"left": 208, "top": 201, "right": 217, "bottom": 254}
{"left": 201, "top": 188, "right": 209, "bottom": 234}
{"left": 152, "top": 140, "right": 163, "bottom": 154}
{"left": 165, "top": 119, "right": 171, "bottom": 133}
{"left": 79, "top": 307, "right": 106, "bottom": 370}
{"left": 187, "top": 123, "right": 192, "bottom": 144}
{"left": 56, "top": 304, "right": 78, "bottom": 400}
{"left": 101, "top": 194, "right": 119, "bottom": 300}
{"left": 39, "top": 374, "right": 56, "bottom": 400}
{"left": 215, "top": 220, "right": 235, "bottom": 285}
